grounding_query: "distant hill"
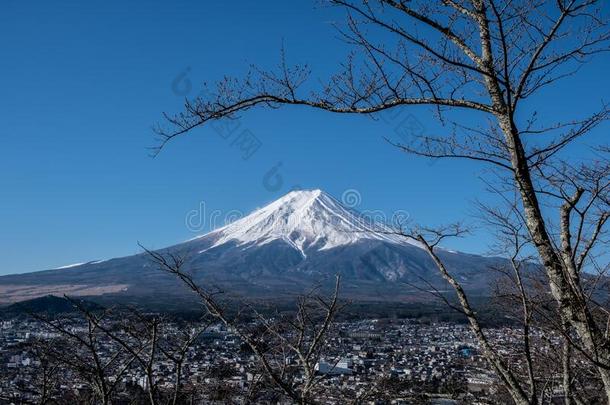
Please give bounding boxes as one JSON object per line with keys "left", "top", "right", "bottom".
{"left": 3, "top": 295, "right": 105, "bottom": 315}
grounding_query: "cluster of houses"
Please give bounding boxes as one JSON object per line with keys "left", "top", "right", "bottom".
{"left": 1, "top": 316, "right": 531, "bottom": 403}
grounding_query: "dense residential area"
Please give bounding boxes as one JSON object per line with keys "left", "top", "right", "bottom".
{"left": 0, "top": 315, "right": 574, "bottom": 404}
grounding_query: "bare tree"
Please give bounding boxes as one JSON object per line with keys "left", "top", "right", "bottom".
{"left": 478, "top": 195, "right": 542, "bottom": 402}
{"left": 7, "top": 338, "right": 62, "bottom": 405}
{"left": 30, "top": 303, "right": 141, "bottom": 405}
{"left": 478, "top": 195, "right": 590, "bottom": 403}
{"left": 156, "top": 1, "right": 609, "bottom": 402}
{"left": 141, "top": 246, "right": 352, "bottom": 404}
{"left": 31, "top": 341, "right": 61, "bottom": 405}
{"left": 397, "top": 224, "right": 534, "bottom": 404}
{"left": 67, "top": 304, "right": 164, "bottom": 405}
{"left": 63, "top": 298, "right": 216, "bottom": 405}
{"left": 156, "top": 318, "right": 211, "bottom": 405}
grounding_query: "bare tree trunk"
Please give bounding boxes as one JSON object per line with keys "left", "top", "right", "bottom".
{"left": 171, "top": 360, "right": 183, "bottom": 405}
{"left": 563, "top": 333, "right": 573, "bottom": 405}
{"left": 496, "top": 115, "right": 610, "bottom": 403}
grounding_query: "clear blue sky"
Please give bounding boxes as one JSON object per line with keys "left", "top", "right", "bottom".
{"left": 1, "top": 1, "right": 608, "bottom": 275}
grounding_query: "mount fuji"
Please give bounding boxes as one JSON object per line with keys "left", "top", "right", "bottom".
{"left": 195, "top": 189, "right": 422, "bottom": 260}
{"left": 0, "top": 189, "right": 505, "bottom": 305}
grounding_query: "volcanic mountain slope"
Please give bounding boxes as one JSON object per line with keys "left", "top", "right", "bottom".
{"left": 0, "top": 189, "right": 506, "bottom": 304}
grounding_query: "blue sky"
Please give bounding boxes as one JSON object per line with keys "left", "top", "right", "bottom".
{"left": 1, "top": 1, "right": 608, "bottom": 275}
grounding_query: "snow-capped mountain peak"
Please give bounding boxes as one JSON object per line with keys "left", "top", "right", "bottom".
{"left": 204, "top": 189, "right": 419, "bottom": 256}
{"left": 0, "top": 188, "right": 500, "bottom": 304}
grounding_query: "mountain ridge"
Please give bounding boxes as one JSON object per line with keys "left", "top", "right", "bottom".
{"left": 0, "top": 189, "right": 505, "bottom": 305}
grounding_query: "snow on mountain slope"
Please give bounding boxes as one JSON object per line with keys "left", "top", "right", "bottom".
{"left": 0, "top": 188, "right": 509, "bottom": 304}
{"left": 196, "top": 189, "right": 422, "bottom": 257}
